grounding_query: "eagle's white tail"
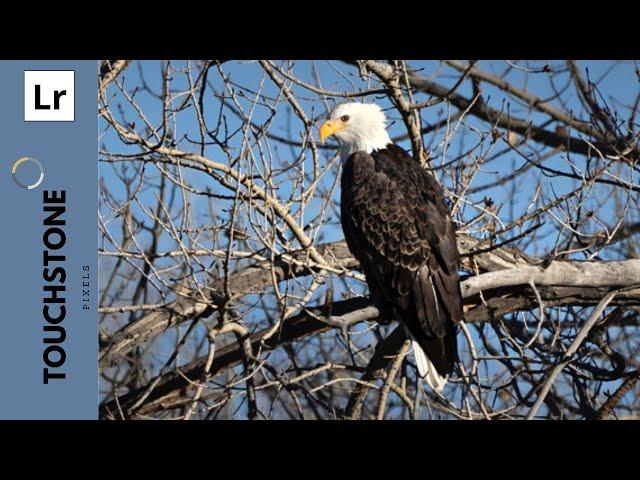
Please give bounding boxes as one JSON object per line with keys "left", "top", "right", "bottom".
{"left": 411, "top": 339, "right": 447, "bottom": 392}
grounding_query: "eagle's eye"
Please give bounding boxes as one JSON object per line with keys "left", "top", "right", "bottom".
{"left": 340, "top": 115, "right": 350, "bottom": 122}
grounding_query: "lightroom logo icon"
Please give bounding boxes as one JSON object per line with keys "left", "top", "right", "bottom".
{"left": 24, "top": 70, "right": 75, "bottom": 122}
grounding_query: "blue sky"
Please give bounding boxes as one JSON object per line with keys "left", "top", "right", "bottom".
{"left": 99, "top": 61, "right": 639, "bottom": 416}
{"left": 101, "top": 60, "right": 639, "bottom": 258}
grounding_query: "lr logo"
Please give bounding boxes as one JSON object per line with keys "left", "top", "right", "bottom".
{"left": 24, "top": 70, "right": 75, "bottom": 122}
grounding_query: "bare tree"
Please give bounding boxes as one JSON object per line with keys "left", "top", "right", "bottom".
{"left": 98, "top": 60, "right": 640, "bottom": 420}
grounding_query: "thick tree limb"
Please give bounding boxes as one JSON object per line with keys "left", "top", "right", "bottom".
{"left": 462, "top": 259, "right": 640, "bottom": 298}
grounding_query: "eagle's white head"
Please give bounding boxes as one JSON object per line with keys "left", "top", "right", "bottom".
{"left": 319, "top": 102, "right": 392, "bottom": 160}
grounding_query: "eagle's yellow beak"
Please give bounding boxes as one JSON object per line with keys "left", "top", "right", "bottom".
{"left": 319, "top": 120, "right": 346, "bottom": 143}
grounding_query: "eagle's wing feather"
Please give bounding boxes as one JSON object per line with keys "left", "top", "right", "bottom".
{"left": 341, "top": 146, "right": 462, "bottom": 377}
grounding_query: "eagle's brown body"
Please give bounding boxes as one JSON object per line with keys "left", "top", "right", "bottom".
{"left": 340, "top": 144, "right": 463, "bottom": 376}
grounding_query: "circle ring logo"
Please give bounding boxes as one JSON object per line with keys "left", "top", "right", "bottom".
{"left": 11, "top": 156, "right": 44, "bottom": 190}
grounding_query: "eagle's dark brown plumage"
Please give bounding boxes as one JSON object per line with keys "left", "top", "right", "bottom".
{"left": 319, "top": 101, "right": 463, "bottom": 388}
{"left": 340, "top": 144, "right": 463, "bottom": 378}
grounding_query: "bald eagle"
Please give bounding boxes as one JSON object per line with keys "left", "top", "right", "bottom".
{"left": 320, "top": 102, "right": 463, "bottom": 391}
